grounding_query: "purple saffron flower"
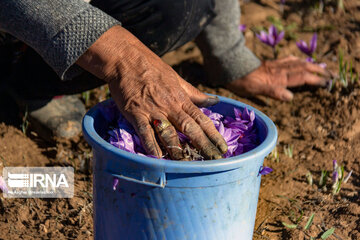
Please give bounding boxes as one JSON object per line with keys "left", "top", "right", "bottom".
{"left": 0, "top": 176, "right": 8, "bottom": 193}
{"left": 239, "top": 24, "right": 246, "bottom": 32}
{"left": 281, "top": 0, "right": 286, "bottom": 4}
{"left": 113, "top": 177, "right": 119, "bottom": 191}
{"left": 296, "top": 33, "right": 317, "bottom": 57}
{"left": 104, "top": 104, "right": 259, "bottom": 160}
{"left": 256, "top": 25, "right": 284, "bottom": 48}
{"left": 333, "top": 159, "right": 338, "bottom": 170}
{"left": 108, "top": 129, "right": 136, "bottom": 153}
{"left": 332, "top": 170, "right": 339, "bottom": 183}
{"left": 259, "top": 166, "right": 273, "bottom": 176}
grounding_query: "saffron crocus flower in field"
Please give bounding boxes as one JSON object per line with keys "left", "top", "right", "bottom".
{"left": 0, "top": 176, "right": 8, "bottom": 193}
{"left": 256, "top": 25, "right": 284, "bottom": 48}
{"left": 331, "top": 159, "right": 352, "bottom": 195}
{"left": 256, "top": 25, "right": 284, "bottom": 58}
{"left": 296, "top": 33, "right": 317, "bottom": 57}
{"left": 239, "top": 24, "right": 246, "bottom": 32}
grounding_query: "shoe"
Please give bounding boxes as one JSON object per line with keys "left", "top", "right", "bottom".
{"left": 26, "top": 95, "right": 86, "bottom": 140}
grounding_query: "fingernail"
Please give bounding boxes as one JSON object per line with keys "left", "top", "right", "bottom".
{"left": 213, "top": 154, "right": 223, "bottom": 160}
{"left": 282, "top": 91, "right": 293, "bottom": 101}
{"left": 219, "top": 143, "right": 228, "bottom": 154}
{"left": 201, "top": 96, "right": 220, "bottom": 107}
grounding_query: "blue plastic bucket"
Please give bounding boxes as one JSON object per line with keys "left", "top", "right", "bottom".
{"left": 82, "top": 96, "right": 277, "bottom": 240}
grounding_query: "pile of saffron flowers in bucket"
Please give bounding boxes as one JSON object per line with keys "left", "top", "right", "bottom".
{"left": 101, "top": 101, "right": 259, "bottom": 160}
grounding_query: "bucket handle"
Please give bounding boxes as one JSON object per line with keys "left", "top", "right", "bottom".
{"left": 108, "top": 171, "right": 166, "bottom": 188}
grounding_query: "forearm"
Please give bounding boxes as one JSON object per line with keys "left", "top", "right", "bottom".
{"left": 196, "top": 0, "right": 261, "bottom": 86}
{"left": 0, "top": 0, "right": 119, "bottom": 80}
{"left": 76, "top": 25, "right": 162, "bottom": 84}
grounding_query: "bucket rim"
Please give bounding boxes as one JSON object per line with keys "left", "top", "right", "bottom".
{"left": 82, "top": 95, "right": 277, "bottom": 173}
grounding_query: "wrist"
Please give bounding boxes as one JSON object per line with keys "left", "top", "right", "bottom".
{"left": 76, "top": 25, "right": 145, "bottom": 83}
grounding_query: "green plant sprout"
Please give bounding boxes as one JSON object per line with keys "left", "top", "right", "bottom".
{"left": 277, "top": 195, "right": 304, "bottom": 228}
{"left": 313, "top": 0, "right": 344, "bottom": 14}
{"left": 283, "top": 145, "right": 294, "bottom": 158}
{"left": 332, "top": 160, "right": 352, "bottom": 195}
{"left": 321, "top": 227, "right": 335, "bottom": 239}
{"left": 268, "top": 146, "right": 280, "bottom": 162}
{"left": 306, "top": 171, "right": 313, "bottom": 186}
{"left": 81, "top": 90, "right": 91, "bottom": 106}
{"left": 319, "top": 170, "right": 328, "bottom": 189}
{"left": 304, "top": 213, "right": 315, "bottom": 230}
{"left": 282, "top": 213, "right": 316, "bottom": 236}
{"left": 329, "top": 51, "right": 359, "bottom": 91}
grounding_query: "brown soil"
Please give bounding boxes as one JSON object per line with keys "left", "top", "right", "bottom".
{"left": 0, "top": 0, "right": 359, "bottom": 239}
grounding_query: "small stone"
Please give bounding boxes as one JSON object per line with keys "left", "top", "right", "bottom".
{"left": 328, "top": 144, "right": 335, "bottom": 151}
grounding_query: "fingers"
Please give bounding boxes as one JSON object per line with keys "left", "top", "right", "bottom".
{"left": 168, "top": 109, "right": 223, "bottom": 160}
{"left": 131, "top": 116, "right": 163, "bottom": 158}
{"left": 182, "top": 102, "right": 228, "bottom": 154}
{"left": 152, "top": 119, "right": 185, "bottom": 160}
{"left": 303, "top": 61, "right": 329, "bottom": 77}
{"left": 179, "top": 79, "right": 220, "bottom": 107}
{"left": 263, "top": 85, "right": 294, "bottom": 101}
{"left": 287, "top": 71, "right": 327, "bottom": 87}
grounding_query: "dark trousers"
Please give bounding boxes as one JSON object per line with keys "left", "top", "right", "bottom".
{"left": 3, "top": 0, "right": 215, "bottom": 101}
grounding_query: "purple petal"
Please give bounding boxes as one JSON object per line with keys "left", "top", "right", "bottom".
{"left": 249, "top": 110, "right": 255, "bottom": 122}
{"left": 177, "top": 131, "right": 189, "bottom": 143}
{"left": 256, "top": 31, "right": 269, "bottom": 44}
{"left": 239, "top": 24, "right": 246, "bottom": 32}
{"left": 259, "top": 166, "right": 273, "bottom": 176}
{"left": 318, "top": 62, "right": 327, "bottom": 69}
{"left": 234, "top": 144, "right": 244, "bottom": 155}
{"left": 267, "top": 34, "right": 275, "bottom": 47}
{"left": 234, "top": 107, "right": 242, "bottom": 120}
{"left": 223, "top": 116, "right": 236, "bottom": 125}
{"left": 269, "top": 25, "right": 277, "bottom": 38}
{"left": 333, "top": 159, "right": 338, "bottom": 170}
{"left": 226, "top": 121, "right": 248, "bottom": 131}
{"left": 218, "top": 121, "right": 225, "bottom": 136}
{"left": 242, "top": 107, "right": 250, "bottom": 121}
{"left": 306, "top": 57, "right": 315, "bottom": 63}
{"left": 310, "top": 33, "right": 317, "bottom": 53}
{"left": 296, "top": 40, "right": 311, "bottom": 56}
{"left": 0, "top": 176, "right": 8, "bottom": 193}
{"left": 332, "top": 171, "right": 339, "bottom": 183}
{"left": 276, "top": 31, "right": 285, "bottom": 44}
{"left": 200, "top": 108, "right": 223, "bottom": 121}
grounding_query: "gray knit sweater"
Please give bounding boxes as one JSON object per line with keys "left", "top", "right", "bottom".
{"left": 0, "top": 0, "right": 260, "bottom": 84}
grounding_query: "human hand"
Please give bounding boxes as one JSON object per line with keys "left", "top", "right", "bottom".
{"left": 77, "top": 26, "right": 227, "bottom": 160}
{"left": 226, "top": 56, "right": 331, "bottom": 101}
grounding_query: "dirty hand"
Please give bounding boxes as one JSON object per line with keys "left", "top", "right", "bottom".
{"left": 226, "top": 56, "right": 331, "bottom": 101}
{"left": 77, "top": 26, "right": 227, "bottom": 160}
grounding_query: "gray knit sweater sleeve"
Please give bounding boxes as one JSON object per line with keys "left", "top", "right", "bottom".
{"left": 0, "top": 0, "right": 120, "bottom": 80}
{"left": 196, "top": 0, "right": 261, "bottom": 86}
